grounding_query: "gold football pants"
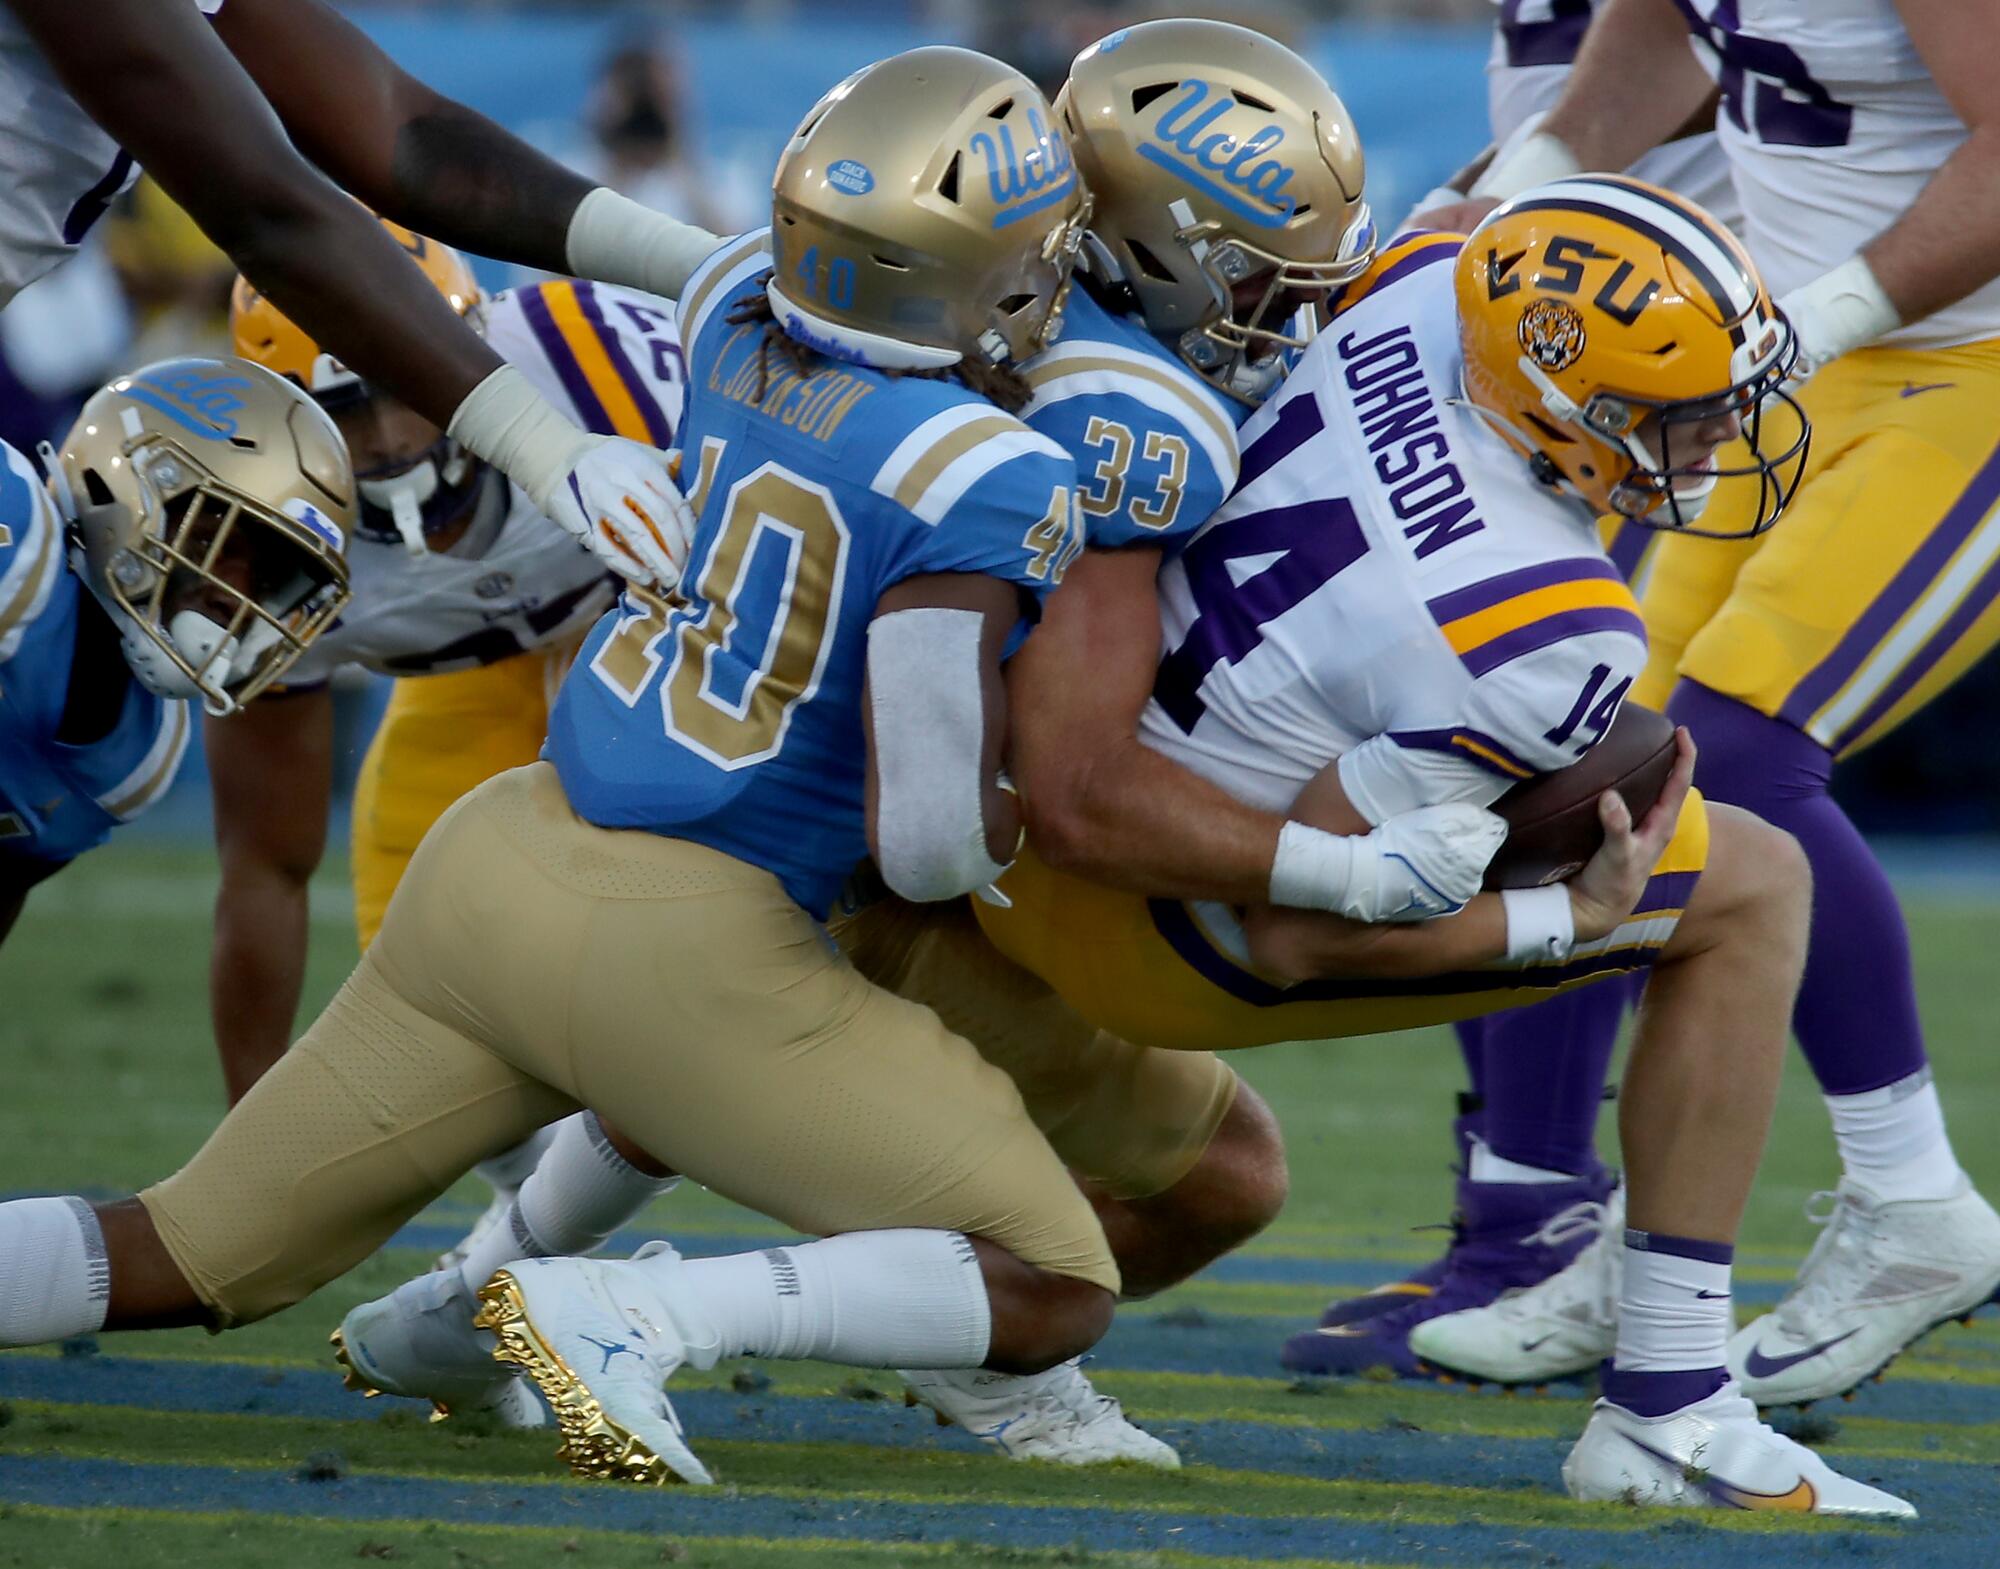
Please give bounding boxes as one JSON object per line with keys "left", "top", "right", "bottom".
{"left": 143, "top": 763, "right": 1118, "bottom": 1325}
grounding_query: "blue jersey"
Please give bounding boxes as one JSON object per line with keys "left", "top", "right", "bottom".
{"left": 1019, "top": 283, "right": 1241, "bottom": 550}
{"left": 546, "top": 232, "right": 1080, "bottom": 918}
{"left": 0, "top": 442, "right": 189, "bottom": 867}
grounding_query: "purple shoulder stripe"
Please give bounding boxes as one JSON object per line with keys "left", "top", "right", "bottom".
{"left": 1460, "top": 604, "right": 1646, "bottom": 678}
{"left": 1426, "top": 555, "right": 1621, "bottom": 626}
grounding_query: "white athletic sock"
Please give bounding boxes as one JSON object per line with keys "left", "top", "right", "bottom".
{"left": 0, "top": 1197, "right": 111, "bottom": 1347}
{"left": 1825, "top": 1069, "right": 1965, "bottom": 1203}
{"left": 458, "top": 1113, "right": 678, "bottom": 1295}
{"left": 1467, "top": 1138, "right": 1573, "bottom": 1185}
{"left": 472, "top": 1121, "right": 561, "bottom": 1193}
{"left": 668, "top": 1230, "right": 990, "bottom": 1369}
{"left": 1614, "top": 1231, "right": 1732, "bottom": 1373}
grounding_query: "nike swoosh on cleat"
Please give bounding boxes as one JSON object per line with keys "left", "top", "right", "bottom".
{"left": 1521, "top": 1334, "right": 1556, "bottom": 1352}
{"left": 1899, "top": 382, "right": 1955, "bottom": 398}
{"left": 1623, "top": 1434, "right": 1816, "bottom": 1511}
{"left": 1743, "top": 1327, "right": 1862, "bottom": 1379}
{"left": 1694, "top": 1290, "right": 1731, "bottom": 1300}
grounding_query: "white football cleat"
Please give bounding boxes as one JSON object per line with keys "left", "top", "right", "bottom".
{"left": 1408, "top": 1188, "right": 1623, "bottom": 1385}
{"left": 1728, "top": 1177, "right": 2000, "bottom": 1407}
{"left": 333, "top": 1269, "right": 545, "bottom": 1428}
{"left": 1564, "top": 1380, "right": 1915, "bottom": 1518}
{"left": 474, "top": 1244, "right": 719, "bottom": 1485}
{"left": 901, "top": 1359, "right": 1180, "bottom": 1468}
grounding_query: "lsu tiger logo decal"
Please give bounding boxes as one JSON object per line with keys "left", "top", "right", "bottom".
{"left": 1518, "top": 299, "right": 1586, "bottom": 373}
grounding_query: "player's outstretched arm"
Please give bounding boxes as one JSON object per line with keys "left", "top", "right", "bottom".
{"left": 1006, "top": 547, "right": 1289, "bottom": 905}
{"left": 8, "top": 0, "right": 505, "bottom": 427}
{"left": 1477, "top": 0, "right": 1714, "bottom": 199}
{"left": 1785, "top": 0, "right": 2000, "bottom": 366}
{"left": 863, "top": 573, "right": 1024, "bottom": 904}
{"left": 204, "top": 688, "right": 335, "bottom": 1105}
{"left": 218, "top": 0, "right": 725, "bottom": 301}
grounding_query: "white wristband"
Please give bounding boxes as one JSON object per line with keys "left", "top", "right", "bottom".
{"left": 1776, "top": 254, "right": 1900, "bottom": 369}
{"left": 446, "top": 363, "right": 589, "bottom": 512}
{"left": 1500, "top": 884, "right": 1576, "bottom": 966}
{"left": 1403, "top": 186, "right": 1471, "bottom": 227}
{"left": 1269, "top": 820, "right": 1357, "bottom": 912}
{"left": 1471, "top": 131, "right": 1582, "bottom": 201}
{"left": 566, "top": 187, "right": 726, "bottom": 303}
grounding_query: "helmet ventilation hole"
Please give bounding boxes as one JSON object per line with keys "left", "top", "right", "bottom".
{"left": 938, "top": 153, "right": 961, "bottom": 204}
{"left": 873, "top": 254, "right": 910, "bottom": 271}
{"left": 1124, "top": 239, "right": 1177, "bottom": 283}
{"left": 83, "top": 469, "right": 116, "bottom": 507}
{"left": 1130, "top": 83, "right": 1176, "bottom": 113}
{"left": 1523, "top": 412, "right": 1575, "bottom": 445}
{"left": 987, "top": 97, "right": 1014, "bottom": 120}
{"left": 997, "top": 294, "right": 1036, "bottom": 317}
{"left": 1232, "top": 89, "right": 1275, "bottom": 111}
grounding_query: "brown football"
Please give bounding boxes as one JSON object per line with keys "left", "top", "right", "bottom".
{"left": 1483, "top": 704, "right": 1678, "bottom": 890}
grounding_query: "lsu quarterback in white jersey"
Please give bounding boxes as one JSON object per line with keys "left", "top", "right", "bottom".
{"left": 203, "top": 218, "right": 682, "bottom": 1121}
{"left": 1449, "top": 0, "right": 2000, "bottom": 1413}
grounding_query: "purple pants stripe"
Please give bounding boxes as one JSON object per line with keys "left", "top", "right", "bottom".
{"left": 518, "top": 286, "right": 613, "bottom": 436}
{"left": 1779, "top": 430, "right": 2000, "bottom": 731}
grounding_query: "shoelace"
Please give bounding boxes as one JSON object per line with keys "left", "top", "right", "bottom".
{"left": 1772, "top": 1187, "right": 1875, "bottom": 1335}
{"left": 1524, "top": 1198, "right": 1614, "bottom": 1252}
{"left": 1493, "top": 1214, "right": 1621, "bottom": 1327}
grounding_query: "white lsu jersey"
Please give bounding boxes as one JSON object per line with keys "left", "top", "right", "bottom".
{"left": 285, "top": 279, "right": 685, "bottom": 683}
{"left": 1138, "top": 236, "right": 1649, "bottom": 833}
{"left": 1675, "top": 0, "right": 2000, "bottom": 349}
{"left": 1485, "top": 0, "right": 1739, "bottom": 234}
{"left": 0, "top": 0, "right": 226, "bottom": 307}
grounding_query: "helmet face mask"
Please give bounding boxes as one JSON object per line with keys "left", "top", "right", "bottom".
{"left": 1456, "top": 174, "right": 1811, "bottom": 540}
{"left": 1055, "top": 20, "right": 1375, "bottom": 406}
{"left": 49, "top": 359, "right": 354, "bottom": 715}
{"left": 767, "top": 48, "right": 1092, "bottom": 372}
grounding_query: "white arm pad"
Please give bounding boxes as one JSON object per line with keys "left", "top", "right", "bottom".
{"left": 866, "top": 607, "right": 1012, "bottom": 904}
{"left": 566, "top": 187, "right": 726, "bottom": 303}
{"left": 1500, "top": 884, "right": 1577, "bottom": 965}
{"left": 446, "top": 363, "right": 588, "bottom": 513}
{"left": 1471, "top": 129, "right": 1582, "bottom": 201}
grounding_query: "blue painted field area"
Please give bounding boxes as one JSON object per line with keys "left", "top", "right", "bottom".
{"left": 4, "top": 847, "right": 2000, "bottom": 1568}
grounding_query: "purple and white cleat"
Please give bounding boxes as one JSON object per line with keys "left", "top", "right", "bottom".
{"left": 1282, "top": 1161, "right": 1618, "bottom": 1379}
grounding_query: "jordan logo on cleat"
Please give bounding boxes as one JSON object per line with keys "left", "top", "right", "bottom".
{"left": 581, "top": 1333, "right": 643, "bottom": 1373}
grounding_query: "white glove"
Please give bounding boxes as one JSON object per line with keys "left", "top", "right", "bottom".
{"left": 1775, "top": 255, "right": 1900, "bottom": 385}
{"left": 1269, "top": 803, "right": 1508, "bottom": 923}
{"left": 448, "top": 364, "right": 695, "bottom": 591}
{"left": 543, "top": 435, "right": 694, "bottom": 590}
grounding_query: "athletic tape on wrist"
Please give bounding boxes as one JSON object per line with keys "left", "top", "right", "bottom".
{"left": 566, "top": 187, "right": 726, "bottom": 303}
{"left": 1501, "top": 884, "right": 1576, "bottom": 965}
{"left": 1269, "top": 820, "right": 1359, "bottom": 913}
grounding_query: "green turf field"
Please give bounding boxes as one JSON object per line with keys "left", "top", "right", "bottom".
{"left": 3, "top": 841, "right": 1997, "bottom": 1568}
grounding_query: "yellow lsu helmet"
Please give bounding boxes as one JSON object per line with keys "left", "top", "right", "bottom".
{"left": 231, "top": 216, "right": 482, "bottom": 403}
{"left": 45, "top": 357, "right": 354, "bottom": 714}
{"left": 1055, "top": 19, "right": 1374, "bottom": 405}
{"left": 1455, "top": 174, "right": 1807, "bottom": 537}
{"left": 769, "top": 46, "right": 1091, "bottom": 371}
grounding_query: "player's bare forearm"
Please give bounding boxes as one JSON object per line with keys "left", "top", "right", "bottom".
{"left": 1242, "top": 896, "right": 1508, "bottom": 983}
{"left": 1864, "top": 0, "right": 2000, "bottom": 322}
{"left": 1009, "top": 546, "right": 1283, "bottom": 903}
{"left": 10, "top": 0, "right": 505, "bottom": 426}
{"left": 1542, "top": 0, "right": 1713, "bottom": 169}
{"left": 215, "top": 0, "right": 590, "bottom": 273}
{"left": 204, "top": 691, "right": 334, "bottom": 1103}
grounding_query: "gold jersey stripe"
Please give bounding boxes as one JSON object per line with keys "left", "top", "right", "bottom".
{"left": 889, "top": 413, "right": 1023, "bottom": 514}
{"left": 679, "top": 232, "right": 771, "bottom": 347}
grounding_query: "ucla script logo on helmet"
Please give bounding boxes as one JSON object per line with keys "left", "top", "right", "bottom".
{"left": 969, "top": 106, "right": 1076, "bottom": 229}
{"left": 1140, "top": 80, "right": 1300, "bottom": 229}
{"left": 122, "top": 365, "right": 254, "bottom": 441}
{"left": 1518, "top": 299, "right": 1587, "bottom": 372}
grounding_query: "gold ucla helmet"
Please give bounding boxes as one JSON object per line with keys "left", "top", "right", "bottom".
{"left": 1455, "top": 174, "right": 1807, "bottom": 536}
{"left": 45, "top": 358, "right": 354, "bottom": 714}
{"left": 1055, "top": 19, "right": 1374, "bottom": 404}
{"left": 232, "top": 218, "right": 483, "bottom": 554}
{"left": 768, "top": 46, "right": 1091, "bottom": 370}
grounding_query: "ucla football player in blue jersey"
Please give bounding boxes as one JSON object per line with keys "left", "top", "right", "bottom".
{"left": 0, "top": 357, "right": 351, "bottom": 946}
{"left": 0, "top": 48, "right": 1204, "bottom": 1492}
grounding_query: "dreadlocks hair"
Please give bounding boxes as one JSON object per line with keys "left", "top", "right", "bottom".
{"left": 723, "top": 276, "right": 1034, "bottom": 415}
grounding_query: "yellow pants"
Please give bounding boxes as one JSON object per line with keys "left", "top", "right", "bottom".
{"left": 975, "top": 795, "right": 1709, "bottom": 1053}
{"left": 143, "top": 764, "right": 1117, "bottom": 1325}
{"left": 1635, "top": 336, "right": 2000, "bottom": 756}
{"left": 350, "top": 646, "right": 572, "bottom": 948}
